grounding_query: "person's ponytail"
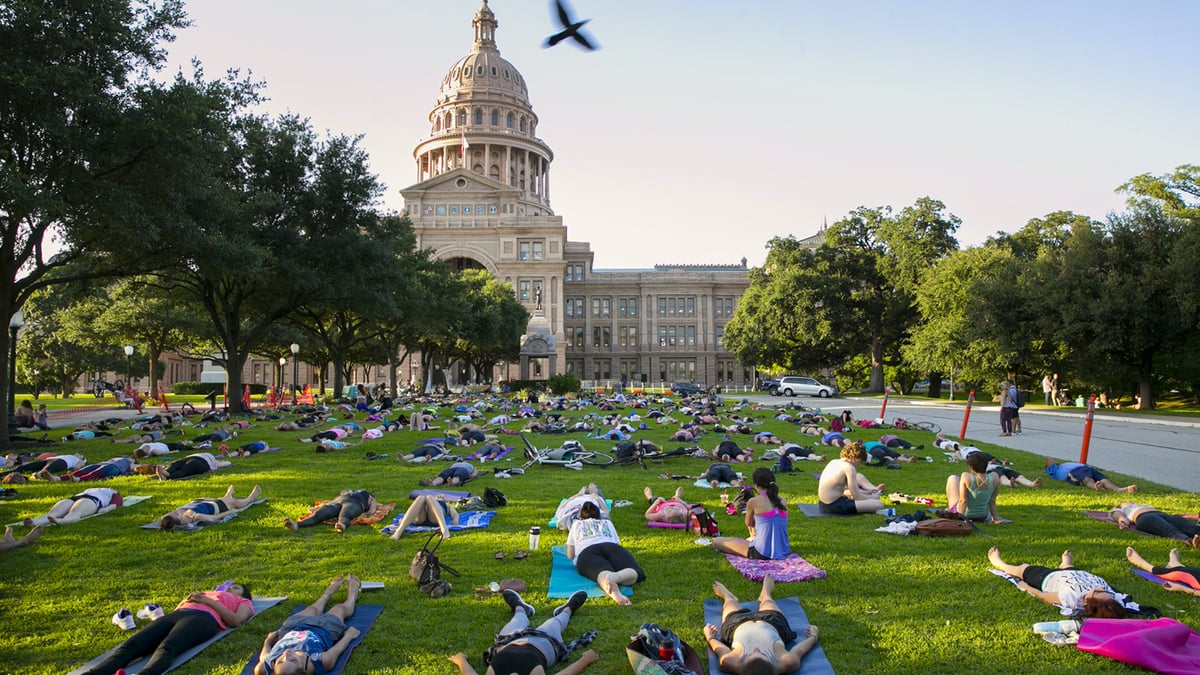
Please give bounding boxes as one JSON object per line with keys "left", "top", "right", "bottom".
{"left": 752, "top": 467, "right": 785, "bottom": 511}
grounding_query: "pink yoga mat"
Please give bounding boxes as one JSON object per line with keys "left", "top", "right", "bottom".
{"left": 1077, "top": 617, "right": 1200, "bottom": 675}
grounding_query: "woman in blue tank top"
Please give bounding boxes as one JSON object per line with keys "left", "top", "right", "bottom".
{"left": 714, "top": 468, "right": 791, "bottom": 559}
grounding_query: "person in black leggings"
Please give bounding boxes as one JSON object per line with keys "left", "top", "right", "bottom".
{"left": 1110, "top": 502, "right": 1200, "bottom": 547}
{"left": 703, "top": 462, "right": 742, "bottom": 488}
{"left": 80, "top": 583, "right": 254, "bottom": 675}
{"left": 0, "top": 453, "right": 85, "bottom": 480}
{"left": 154, "top": 453, "right": 231, "bottom": 480}
{"left": 1127, "top": 546, "right": 1200, "bottom": 596}
{"left": 284, "top": 489, "right": 377, "bottom": 533}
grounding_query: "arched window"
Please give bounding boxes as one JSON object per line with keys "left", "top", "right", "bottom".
{"left": 506, "top": 113, "right": 513, "bottom": 129}
{"left": 458, "top": 110, "right": 466, "bottom": 126}
{"left": 504, "top": 69, "right": 510, "bottom": 79}
{"left": 435, "top": 117, "right": 442, "bottom": 131}
{"left": 489, "top": 165, "right": 500, "bottom": 181}
{"left": 491, "top": 66, "right": 497, "bottom": 76}
{"left": 519, "top": 117, "right": 526, "bottom": 132}
{"left": 444, "top": 112, "right": 452, "bottom": 129}
{"left": 473, "top": 109, "right": 482, "bottom": 125}
{"left": 463, "top": 66, "right": 471, "bottom": 79}
{"left": 491, "top": 110, "right": 499, "bottom": 125}
{"left": 477, "top": 65, "right": 484, "bottom": 75}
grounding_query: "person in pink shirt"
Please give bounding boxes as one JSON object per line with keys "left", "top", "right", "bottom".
{"left": 79, "top": 582, "right": 254, "bottom": 675}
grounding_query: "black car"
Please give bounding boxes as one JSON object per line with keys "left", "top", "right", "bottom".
{"left": 670, "top": 382, "right": 706, "bottom": 396}
{"left": 760, "top": 378, "right": 780, "bottom": 392}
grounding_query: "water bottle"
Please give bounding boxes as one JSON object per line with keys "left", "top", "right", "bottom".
{"left": 528, "top": 526, "right": 540, "bottom": 551}
{"left": 658, "top": 643, "right": 673, "bottom": 661}
{"left": 720, "top": 490, "right": 729, "bottom": 506}
{"left": 1032, "top": 619, "right": 1081, "bottom": 634}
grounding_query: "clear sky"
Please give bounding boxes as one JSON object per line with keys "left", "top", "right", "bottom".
{"left": 162, "top": 0, "right": 1199, "bottom": 269}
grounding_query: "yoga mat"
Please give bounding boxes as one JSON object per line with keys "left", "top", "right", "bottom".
{"left": 548, "top": 498, "right": 614, "bottom": 528}
{"left": 381, "top": 509, "right": 497, "bottom": 536}
{"left": 547, "top": 545, "right": 632, "bottom": 599}
{"left": 648, "top": 520, "right": 689, "bottom": 529}
{"left": 407, "top": 488, "right": 470, "bottom": 501}
{"left": 7, "top": 495, "right": 152, "bottom": 527}
{"left": 693, "top": 477, "right": 742, "bottom": 490}
{"left": 723, "top": 552, "right": 827, "bottom": 583}
{"left": 67, "top": 595, "right": 288, "bottom": 675}
{"left": 797, "top": 503, "right": 862, "bottom": 518}
{"left": 140, "top": 498, "right": 268, "bottom": 530}
{"left": 467, "top": 446, "right": 514, "bottom": 461}
{"left": 1077, "top": 617, "right": 1200, "bottom": 675}
{"left": 703, "top": 597, "right": 835, "bottom": 675}
{"left": 1133, "top": 568, "right": 1169, "bottom": 586}
{"left": 239, "top": 604, "right": 383, "bottom": 675}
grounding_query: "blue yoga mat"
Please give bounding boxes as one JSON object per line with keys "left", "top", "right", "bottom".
{"left": 547, "top": 545, "right": 633, "bottom": 599}
{"left": 239, "top": 604, "right": 383, "bottom": 675}
{"left": 703, "top": 596, "right": 835, "bottom": 675}
{"left": 67, "top": 596, "right": 288, "bottom": 675}
{"left": 548, "top": 498, "right": 613, "bottom": 528}
{"left": 381, "top": 509, "right": 497, "bottom": 536}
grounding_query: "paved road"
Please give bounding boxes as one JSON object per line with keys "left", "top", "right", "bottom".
{"left": 746, "top": 394, "right": 1200, "bottom": 493}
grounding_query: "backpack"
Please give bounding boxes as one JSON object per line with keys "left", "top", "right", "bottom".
{"left": 688, "top": 504, "right": 719, "bottom": 536}
{"left": 829, "top": 416, "right": 846, "bottom": 433}
{"left": 893, "top": 417, "right": 908, "bottom": 430}
{"left": 1014, "top": 387, "right": 1026, "bottom": 408}
{"left": 775, "top": 454, "right": 794, "bottom": 474}
{"left": 482, "top": 486, "right": 507, "bottom": 508}
{"left": 409, "top": 532, "right": 461, "bottom": 596}
{"left": 627, "top": 623, "right": 704, "bottom": 675}
{"left": 915, "top": 517, "right": 973, "bottom": 537}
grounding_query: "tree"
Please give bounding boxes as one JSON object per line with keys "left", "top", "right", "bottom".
{"left": 453, "top": 270, "right": 528, "bottom": 383}
{"left": 1119, "top": 164, "right": 1200, "bottom": 221}
{"left": 0, "top": 0, "right": 211, "bottom": 437}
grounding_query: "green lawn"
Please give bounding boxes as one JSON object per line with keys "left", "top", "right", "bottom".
{"left": 2, "top": 396, "right": 1197, "bottom": 674}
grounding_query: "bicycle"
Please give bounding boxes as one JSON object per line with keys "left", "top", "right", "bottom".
{"left": 902, "top": 419, "right": 941, "bottom": 434}
{"left": 521, "top": 434, "right": 614, "bottom": 470}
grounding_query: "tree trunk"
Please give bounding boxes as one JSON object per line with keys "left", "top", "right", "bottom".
{"left": 224, "top": 350, "right": 248, "bottom": 413}
{"left": 1137, "top": 369, "right": 1155, "bottom": 410}
{"left": 928, "top": 371, "right": 944, "bottom": 399}
{"left": 867, "top": 336, "right": 885, "bottom": 393}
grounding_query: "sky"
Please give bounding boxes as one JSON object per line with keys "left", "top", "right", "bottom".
{"left": 162, "top": 0, "right": 1200, "bottom": 269}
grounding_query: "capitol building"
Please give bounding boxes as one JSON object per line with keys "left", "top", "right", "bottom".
{"left": 398, "top": 1, "right": 764, "bottom": 389}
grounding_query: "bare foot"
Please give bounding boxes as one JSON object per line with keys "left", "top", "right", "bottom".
{"left": 334, "top": 522, "right": 346, "bottom": 533}
{"left": 1061, "top": 550, "right": 1074, "bottom": 568}
{"left": 1192, "top": 536, "right": 1200, "bottom": 552}
{"left": 22, "top": 517, "right": 34, "bottom": 528}
{"left": 710, "top": 481, "right": 719, "bottom": 488}
{"left": 816, "top": 455, "right": 826, "bottom": 462}
{"left": 602, "top": 575, "right": 630, "bottom": 606}
{"left": 643, "top": 487, "right": 653, "bottom": 501}
{"left": 47, "top": 515, "right": 59, "bottom": 525}
{"left": 247, "top": 484, "right": 262, "bottom": 501}
{"left": 712, "top": 580, "right": 737, "bottom": 603}
{"left": 283, "top": 518, "right": 298, "bottom": 531}
{"left": 1125, "top": 485, "right": 1137, "bottom": 494}
{"left": 22, "top": 525, "right": 43, "bottom": 545}
{"left": 759, "top": 574, "right": 775, "bottom": 601}
{"left": 987, "top": 546, "right": 1005, "bottom": 568}
{"left": 673, "top": 486, "right": 684, "bottom": 501}
{"left": 155, "top": 465, "right": 168, "bottom": 480}
{"left": 325, "top": 576, "right": 347, "bottom": 595}
{"left": 346, "top": 574, "right": 361, "bottom": 599}
{"left": 1032, "top": 477, "right": 1043, "bottom": 487}
{"left": 1126, "top": 547, "right": 1151, "bottom": 571}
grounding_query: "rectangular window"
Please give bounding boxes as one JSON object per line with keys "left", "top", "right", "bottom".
{"left": 519, "top": 280, "right": 530, "bottom": 301}
{"left": 714, "top": 297, "right": 723, "bottom": 318}
{"left": 725, "top": 298, "right": 734, "bottom": 316}
{"left": 686, "top": 297, "right": 695, "bottom": 316}
{"left": 592, "top": 327, "right": 602, "bottom": 349}
{"left": 658, "top": 326, "right": 667, "bottom": 347}
{"left": 668, "top": 326, "right": 677, "bottom": 346}
{"left": 593, "top": 360, "right": 611, "bottom": 380}
{"left": 715, "top": 325, "right": 724, "bottom": 348}
{"left": 627, "top": 325, "right": 637, "bottom": 348}
{"left": 532, "top": 242, "right": 543, "bottom": 260}
{"left": 601, "top": 298, "right": 611, "bottom": 317}
{"left": 574, "top": 264, "right": 584, "bottom": 281}
{"left": 687, "top": 326, "right": 696, "bottom": 346}
{"left": 668, "top": 298, "right": 676, "bottom": 316}
{"left": 575, "top": 297, "right": 585, "bottom": 318}
{"left": 574, "top": 327, "right": 585, "bottom": 349}
{"left": 602, "top": 327, "right": 611, "bottom": 348}
{"left": 592, "top": 299, "right": 601, "bottom": 317}
{"left": 629, "top": 298, "right": 637, "bottom": 317}
{"left": 567, "top": 360, "right": 580, "bottom": 375}
{"left": 565, "top": 266, "right": 574, "bottom": 282}
{"left": 658, "top": 298, "right": 666, "bottom": 316}
{"left": 618, "top": 298, "right": 627, "bottom": 318}
{"left": 565, "top": 299, "right": 574, "bottom": 318}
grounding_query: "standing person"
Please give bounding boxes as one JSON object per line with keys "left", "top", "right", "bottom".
{"left": 253, "top": 575, "right": 362, "bottom": 675}
{"left": 1042, "top": 374, "right": 1054, "bottom": 407}
{"left": 1051, "top": 373, "right": 1061, "bottom": 406}
{"left": 998, "top": 380, "right": 1015, "bottom": 437}
{"left": 79, "top": 582, "right": 254, "bottom": 675}
{"left": 713, "top": 468, "right": 791, "bottom": 560}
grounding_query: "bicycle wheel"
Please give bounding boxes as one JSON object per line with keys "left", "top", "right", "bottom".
{"left": 914, "top": 421, "right": 941, "bottom": 434}
{"left": 577, "top": 451, "right": 614, "bottom": 466}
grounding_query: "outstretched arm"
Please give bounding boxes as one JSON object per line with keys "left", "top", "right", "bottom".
{"left": 556, "top": 649, "right": 600, "bottom": 675}
{"left": 318, "top": 625, "right": 361, "bottom": 670}
{"left": 254, "top": 631, "right": 280, "bottom": 675}
{"left": 447, "top": 652, "right": 481, "bottom": 675}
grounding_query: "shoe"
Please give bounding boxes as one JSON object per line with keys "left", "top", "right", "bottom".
{"left": 501, "top": 589, "right": 535, "bottom": 618}
{"left": 875, "top": 507, "right": 896, "bottom": 517}
{"left": 111, "top": 608, "right": 136, "bottom": 630}
{"left": 554, "top": 589, "right": 587, "bottom": 617}
{"left": 136, "top": 603, "right": 164, "bottom": 621}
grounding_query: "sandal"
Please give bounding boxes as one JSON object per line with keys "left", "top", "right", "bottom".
{"left": 494, "top": 550, "right": 508, "bottom": 559}
{"left": 513, "top": 550, "right": 529, "bottom": 560}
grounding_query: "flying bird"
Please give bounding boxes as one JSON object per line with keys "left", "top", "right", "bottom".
{"left": 543, "top": 0, "right": 598, "bottom": 51}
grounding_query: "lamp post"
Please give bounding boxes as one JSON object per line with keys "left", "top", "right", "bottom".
{"left": 9, "top": 310, "right": 25, "bottom": 419}
{"left": 290, "top": 343, "right": 300, "bottom": 405}
{"left": 123, "top": 345, "right": 134, "bottom": 389}
{"left": 278, "top": 356, "right": 287, "bottom": 400}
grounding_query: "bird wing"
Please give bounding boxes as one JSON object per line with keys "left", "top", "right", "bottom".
{"left": 571, "top": 30, "right": 596, "bottom": 50}
{"left": 555, "top": 0, "right": 572, "bottom": 28}
{"left": 543, "top": 30, "right": 567, "bottom": 48}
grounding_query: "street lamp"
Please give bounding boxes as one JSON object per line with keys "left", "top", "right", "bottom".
{"left": 9, "top": 310, "right": 25, "bottom": 419}
{"left": 290, "top": 343, "right": 300, "bottom": 405}
{"left": 123, "top": 345, "right": 133, "bottom": 388}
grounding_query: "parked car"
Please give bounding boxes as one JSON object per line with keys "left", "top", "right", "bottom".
{"left": 670, "top": 382, "right": 706, "bottom": 396}
{"left": 773, "top": 376, "right": 836, "bottom": 398}
{"left": 760, "top": 378, "right": 781, "bottom": 392}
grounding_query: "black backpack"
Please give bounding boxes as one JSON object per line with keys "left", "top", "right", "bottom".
{"left": 482, "top": 486, "right": 507, "bottom": 508}
{"left": 688, "top": 504, "right": 719, "bottom": 536}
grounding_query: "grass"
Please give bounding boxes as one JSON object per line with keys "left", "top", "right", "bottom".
{"left": 2, "top": 395, "right": 1199, "bottom": 674}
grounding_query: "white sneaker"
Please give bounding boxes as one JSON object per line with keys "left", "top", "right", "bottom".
{"left": 136, "top": 603, "right": 164, "bottom": 621}
{"left": 111, "top": 608, "right": 136, "bottom": 630}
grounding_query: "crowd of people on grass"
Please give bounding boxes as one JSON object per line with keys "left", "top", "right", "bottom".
{"left": 3, "top": 385, "right": 1194, "bottom": 675}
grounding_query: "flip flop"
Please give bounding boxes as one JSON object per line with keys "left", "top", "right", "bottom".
{"left": 513, "top": 550, "right": 529, "bottom": 560}
{"left": 494, "top": 550, "right": 508, "bottom": 559}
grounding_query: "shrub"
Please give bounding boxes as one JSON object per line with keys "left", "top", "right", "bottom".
{"left": 547, "top": 373, "right": 580, "bottom": 396}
